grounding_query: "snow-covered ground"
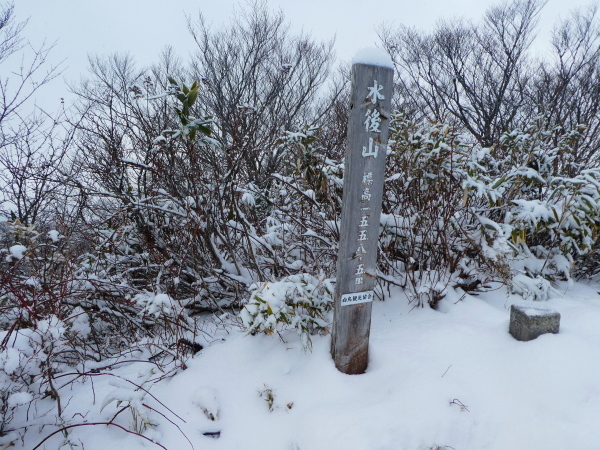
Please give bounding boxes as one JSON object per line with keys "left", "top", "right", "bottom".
{"left": 22, "top": 281, "right": 600, "bottom": 449}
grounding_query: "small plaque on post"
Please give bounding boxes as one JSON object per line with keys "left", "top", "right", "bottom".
{"left": 341, "top": 291, "right": 374, "bottom": 306}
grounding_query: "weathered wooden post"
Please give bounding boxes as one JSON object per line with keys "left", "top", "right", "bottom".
{"left": 331, "top": 49, "right": 393, "bottom": 374}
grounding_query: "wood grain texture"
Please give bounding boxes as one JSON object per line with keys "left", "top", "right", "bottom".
{"left": 331, "top": 63, "right": 393, "bottom": 374}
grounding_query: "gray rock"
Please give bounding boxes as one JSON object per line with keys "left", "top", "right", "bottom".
{"left": 509, "top": 304, "right": 560, "bottom": 341}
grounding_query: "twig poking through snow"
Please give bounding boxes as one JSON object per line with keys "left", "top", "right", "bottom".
{"left": 449, "top": 398, "right": 470, "bottom": 412}
{"left": 442, "top": 365, "right": 452, "bottom": 378}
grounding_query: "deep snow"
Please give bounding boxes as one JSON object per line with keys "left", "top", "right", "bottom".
{"left": 21, "top": 281, "right": 600, "bottom": 449}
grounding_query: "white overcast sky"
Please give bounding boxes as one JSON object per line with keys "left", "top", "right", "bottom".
{"left": 9, "top": 0, "right": 595, "bottom": 113}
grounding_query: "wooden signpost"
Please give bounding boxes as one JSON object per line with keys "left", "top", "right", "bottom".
{"left": 331, "top": 57, "right": 393, "bottom": 375}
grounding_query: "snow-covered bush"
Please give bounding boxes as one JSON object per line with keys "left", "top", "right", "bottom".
{"left": 0, "top": 215, "right": 198, "bottom": 442}
{"left": 0, "top": 329, "right": 41, "bottom": 439}
{"left": 263, "top": 127, "right": 343, "bottom": 279}
{"left": 381, "top": 113, "right": 600, "bottom": 304}
{"left": 241, "top": 274, "right": 334, "bottom": 349}
{"left": 485, "top": 121, "right": 600, "bottom": 284}
{"left": 381, "top": 114, "right": 510, "bottom": 306}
